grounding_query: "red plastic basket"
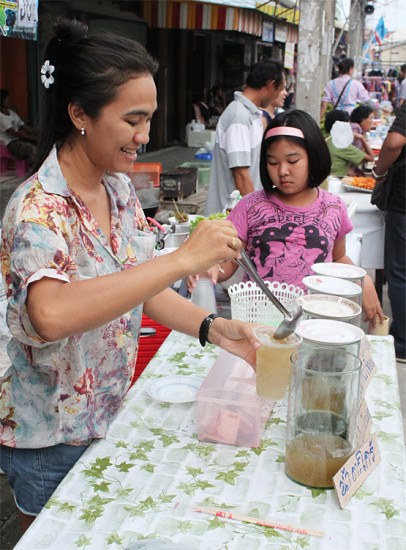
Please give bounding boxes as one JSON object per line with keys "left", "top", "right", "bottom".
{"left": 128, "top": 162, "right": 162, "bottom": 189}
{"left": 131, "top": 314, "right": 171, "bottom": 386}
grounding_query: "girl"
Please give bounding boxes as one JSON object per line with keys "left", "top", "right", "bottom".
{"left": 190, "top": 109, "right": 383, "bottom": 323}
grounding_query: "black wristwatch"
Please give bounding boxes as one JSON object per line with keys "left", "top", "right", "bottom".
{"left": 199, "top": 313, "right": 220, "bottom": 347}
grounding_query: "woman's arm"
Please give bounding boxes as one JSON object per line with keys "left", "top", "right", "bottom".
{"left": 26, "top": 220, "right": 242, "bottom": 341}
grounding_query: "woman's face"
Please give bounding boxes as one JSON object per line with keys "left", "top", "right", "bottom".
{"left": 266, "top": 138, "right": 310, "bottom": 199}
{"left": 83, "top": 75, "right": 157, "bottom": 173}
{"left": 272, "top": 87, "right": 288, "bottom": 108}
{"left": 360, "top": 113, "right": 374, "bottom": 133}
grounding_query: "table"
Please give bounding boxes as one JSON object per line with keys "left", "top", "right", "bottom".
{"left": 332, "top": 184, "right": 386, "bottom": 301}
{"left": 15, "top": 333, "right": 406, "bottom": 550}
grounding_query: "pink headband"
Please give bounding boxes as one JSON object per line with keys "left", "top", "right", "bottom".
{"left": 265, "top": 127, "right": 305, "bottom": 140}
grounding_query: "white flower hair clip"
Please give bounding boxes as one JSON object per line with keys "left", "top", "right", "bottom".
{"left": 41, "top": 60, "right": 55, "bottom": 89}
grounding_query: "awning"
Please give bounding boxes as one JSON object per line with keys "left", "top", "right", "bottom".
{"left": 141, "top": 1, "right": 263, "bottom": 37}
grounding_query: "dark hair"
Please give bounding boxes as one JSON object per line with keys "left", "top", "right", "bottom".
{"left": 350, "top": 105, "right": 373, "bottom": 124}
{"left": 259, "top": 109, "right": 331, "bottom": 191}
{"left": 246, "top": 59, "right": 285, "bottom": 90}
{"left": 33, "top": 18, "right": 159, "bottom": 172}
{"left": 337, "top": 57, "right": 354, "bottom": 75}
{"left": 0, "top": 89, "right": 10, "bottom": 107}
{"left": 324, "top": 109, "right": 350, "bottom": 134}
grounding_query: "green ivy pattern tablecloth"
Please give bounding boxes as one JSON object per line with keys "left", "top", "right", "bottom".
{"left": 15, "top": 334, "right": 406, "bottom": 550}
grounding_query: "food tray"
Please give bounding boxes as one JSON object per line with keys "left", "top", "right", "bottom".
{"left": 341, "top": 176, "right": 375, "bottom": 193}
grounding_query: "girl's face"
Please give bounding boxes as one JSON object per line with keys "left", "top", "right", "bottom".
{"left": 360, "top": 113, "right": 374, "bottom": 133}
{"left": 83, "top": 75, "right": 157, "bottom": 173}
{"left": 266, "top": 138, "right": 310, "bottom": 200}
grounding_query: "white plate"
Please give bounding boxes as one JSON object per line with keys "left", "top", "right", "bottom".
{"left": 302, "top": 275, "right": 362, "bottom": 297}
{"left": 311, "top": 262, "right": 366, "bottom": 280}
{"left": 146, "top": 375, "right": 203, "bottom": 403}
{"left": 296, "top": 294, "right": 362, "bottom": 319}
{"left": 296, "top": 319, "right": 364, "bottom": 345}
{"left": 342, "top": 183, "right": 373, "bottom": 194}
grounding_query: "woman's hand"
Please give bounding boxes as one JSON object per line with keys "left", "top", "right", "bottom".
{"left": 362, "top": 274, "right": 384, "bottom": 324}
{"left": 208, "top": 317, "right": 262, "bottom": 369}
{"left": 173, "top": 220, "right": 242, "bottom": 276}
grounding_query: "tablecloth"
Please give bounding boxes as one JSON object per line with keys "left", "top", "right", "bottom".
{"left": 337, "top": 188, "right": 385, "bottom": 269}
{"left": 14, "top": 333, "right": 406, "bottom": 550}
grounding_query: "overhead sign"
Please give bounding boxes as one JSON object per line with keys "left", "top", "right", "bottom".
{"left": 0, "top": 0, "right": 38, "bottom": 40}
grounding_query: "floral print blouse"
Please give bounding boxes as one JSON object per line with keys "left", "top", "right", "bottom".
{"left": 0, "top": 146, "right": 155, "bottom": 448}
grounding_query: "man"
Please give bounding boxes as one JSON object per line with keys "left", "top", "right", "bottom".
{"left": 373, "top": 104, "right": 406, "bottom": 362}
{"left": 204, "top": 59, "right": 285, "bottom": 215}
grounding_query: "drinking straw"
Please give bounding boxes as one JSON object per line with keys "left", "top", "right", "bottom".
{"left": 193, "top": 506, "right": 324, "bottom": 538}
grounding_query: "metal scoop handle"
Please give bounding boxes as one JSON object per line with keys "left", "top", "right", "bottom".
{"left": 236, "top": 249, "right": 292, "bottom": 319}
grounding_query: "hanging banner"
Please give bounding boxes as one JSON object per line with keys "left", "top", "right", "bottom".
{"left": 0, "top": 0, "right": 38, "bottom": 40}
{"left": 262, "top": 20, "right": 274, "bottom": 43}
{"left": 284, "top": 42, "right": 295, "bottom": 70}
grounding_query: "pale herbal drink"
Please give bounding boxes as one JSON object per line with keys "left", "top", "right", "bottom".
{"left": 254, "top": 328, "right": 302, "bottom": 401}
{"left": 285, "top": 432, "right": 353, "bottom": 488}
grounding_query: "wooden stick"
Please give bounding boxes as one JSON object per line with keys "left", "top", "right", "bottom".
{"left": 193, "top": 506, "right": 324, "bottom": 539}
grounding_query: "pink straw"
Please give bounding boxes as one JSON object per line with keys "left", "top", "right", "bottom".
{"left": 193, "top": 506, "right": 324, "bottom": 538}
{"left": 265, "top": 127, "right": 305, "bottom": 140}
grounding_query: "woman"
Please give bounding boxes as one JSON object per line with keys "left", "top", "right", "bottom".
{"left": 262, "top": 85, "right": 288, "bottom": 129}
{"left": 0, "top": 18, "right": 260, "bottom": 531}
{"left": 350, "top": 105, "right": 374, "bottom": 151}
{"left": 320, "top": 57, "right": 378, "bottom": 120}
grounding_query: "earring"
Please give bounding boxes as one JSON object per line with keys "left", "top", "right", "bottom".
{"left": 80, "top": 128, "right": 85, "bottom": 136}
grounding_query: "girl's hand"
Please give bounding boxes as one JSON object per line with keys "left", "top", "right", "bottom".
{"left": 362, "top": 275, "right": 385, "bottom": 324}
{"left": 186, "top": 265, "right": 220, "bottom": 294}
{"left": 208, "top": 317, "right": 262, "bottom": 369}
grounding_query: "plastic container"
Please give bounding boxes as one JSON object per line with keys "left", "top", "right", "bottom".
{"left": 302, "top": 275, "right": 363, "bottom": 307}
{"left": 181, "top": 162, "right": 212, "bottom": 186}
{"left": 196, "top": 350, "right": 274, "bottom": 447}
{"left": 296, "top": 319, "right": 365, "bottom": 356}
{"left": 296, "top": 294, "right": 362, "bottom": 327}
{"left": 228, "top": 281, "right": 304, "bottom": 327}
{"left": 128, "top": 162, "right": 162, "bottom": 189}
{"left": 191, "top": 277, "right": 217, "bottom": 313}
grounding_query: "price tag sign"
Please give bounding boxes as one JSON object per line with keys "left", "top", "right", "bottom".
{"left": 333, "top": 434, "right": 381, "bottom": 509}
{"left": 359, "top": 338, "right": 377, "bottom": 401}
{"left": 356, "top": 398, "right": 372, "bottom": 447}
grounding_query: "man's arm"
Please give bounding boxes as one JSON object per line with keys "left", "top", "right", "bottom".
{"left": 231, "top": 166, "right": 255, "bottom": 196}
{"left": 374, "top": 131, "right": 406, "bottom": 176}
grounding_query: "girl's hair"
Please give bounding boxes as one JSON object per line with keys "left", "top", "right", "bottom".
{"left": 350, "top": 105, "right": 373, "bottom": 124}
{"left": 259, "top": 109, "right": 331, "bottom": 191}
{"left": 324, "top": 109, "right": 350, "bottom": 134}
{"left": 337, "top": 57, "right": 354, "bottom": 75}
{"left": 32, "top": 18, "right": 159, "bottom": 173}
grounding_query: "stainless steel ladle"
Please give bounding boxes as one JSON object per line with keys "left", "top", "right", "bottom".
{"left": 236, "top": 249, "right": 303, "bottom": 339}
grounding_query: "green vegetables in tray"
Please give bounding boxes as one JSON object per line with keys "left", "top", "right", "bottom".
{"left": 189, "top": 212, "right": 227, "bottom": 232}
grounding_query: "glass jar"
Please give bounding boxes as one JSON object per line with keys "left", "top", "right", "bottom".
{"left": 285, "top": 347, "right": 361, "bottom": 489}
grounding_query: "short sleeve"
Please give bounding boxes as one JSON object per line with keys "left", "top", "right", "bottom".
{"left": 227, "top": 197, "right": 249, "bottom": 242}
{"left": 6, "top": 219, "right": 72, "bottom": 347}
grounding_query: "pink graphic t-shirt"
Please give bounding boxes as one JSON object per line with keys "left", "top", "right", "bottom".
{"left": 228, "top": 188, "right": 353, "bottom": 289}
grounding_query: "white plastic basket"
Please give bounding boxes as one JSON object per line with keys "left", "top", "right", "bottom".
{"left": 228, "top": 281, "right": 305, "bottom": 326}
